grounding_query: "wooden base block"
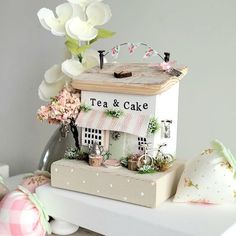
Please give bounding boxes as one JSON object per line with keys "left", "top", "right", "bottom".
{"left": 51, "top": 160, "right": 184, "bottom": 208}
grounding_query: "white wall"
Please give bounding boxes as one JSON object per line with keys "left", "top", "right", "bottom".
{"left": 1, "top": 0, "right": 236, "bottom": 175}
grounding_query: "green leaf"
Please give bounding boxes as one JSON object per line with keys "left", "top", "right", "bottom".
{"left": 90, "top": 28, "right": 116, "bottom": 44}
{"left": 65, "top": 37, "right": 91, "bottom": 55}
{"left": 97, "top": 28, "right": 116, "bottom": 38}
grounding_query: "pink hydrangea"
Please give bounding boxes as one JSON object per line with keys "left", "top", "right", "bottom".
{"left": 37, "top": 87, "right": 80, "bottom": 125}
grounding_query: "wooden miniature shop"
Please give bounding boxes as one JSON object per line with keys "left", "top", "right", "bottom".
{"left": 72, "top": 63, "right": 188, "bottom": 159}
{"left": 51, "top": 57, "right": 188, "bottom": 208}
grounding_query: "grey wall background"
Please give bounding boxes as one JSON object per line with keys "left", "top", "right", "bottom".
{"left": 0, "top": 0, "right": 235, "bottom": 175}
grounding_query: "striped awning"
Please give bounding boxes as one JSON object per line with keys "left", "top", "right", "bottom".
{"left": 76, "top": 110, "right": 150, "bottom": 137}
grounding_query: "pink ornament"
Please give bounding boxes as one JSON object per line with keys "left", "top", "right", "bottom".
{"left": 152, "top": 61, "right": 176, "bottom": 71}
{"left": 0, "top": 172, "right": 51, "bottom": 235}
{"left": 144, "top": 47, "right": 154, "bottom": 58}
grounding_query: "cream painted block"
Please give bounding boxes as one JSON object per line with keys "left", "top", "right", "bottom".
{"left": 51, "top": 160, "right": 184, "bottom": 208}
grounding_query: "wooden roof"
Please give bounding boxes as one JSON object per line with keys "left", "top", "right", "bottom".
{"left": 72, "top": 63, "right": 188, "bottom": 95}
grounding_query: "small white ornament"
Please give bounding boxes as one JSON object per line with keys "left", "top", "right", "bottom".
{"left": 96, "top": 173, "right": 99, "bottom": 176}
{"left": 110, "top": 184, "right": 113, "bottom": 188}
{"left": 127, "top": 179, "right": 130, "bottom": 183}
{"left": 96, "top": 190, "right": 100, "bottom": 193}
{"left": 70, "top": 169, "right": 74, "bottom": 173}
{"left": 140, "top": 192, "right": 145, "bottom": 197}
{"left": 55, "top": 168, "right": 58, "bottom": 172}
{"left": 82, "top": 180, "right": 86, "bottom": 184}
{"left": 66, "top": 182, "right": 70, "bottom": 186}
{"left": 123, "top": 197, "right": 127, "bottom": 201}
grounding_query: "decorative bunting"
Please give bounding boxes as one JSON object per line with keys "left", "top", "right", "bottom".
{"left": 111, "top": 45, "right": 120, "bottom": 58}
{"left": 128, "top": 42, "right": 140, "bottom": 54}
{"left": 143, "top": 47, "right": 154, "bottom": 58}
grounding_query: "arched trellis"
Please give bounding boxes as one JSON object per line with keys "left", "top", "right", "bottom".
{"left": 98, "top": 42, "right": 171, "bottom": 69}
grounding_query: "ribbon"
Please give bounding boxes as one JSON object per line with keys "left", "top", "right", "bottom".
{"left": 211, "top": 139, "right": 236, "bottom": 176}
{"left": 18, "top": 186, "right": 52, "bottom": 234}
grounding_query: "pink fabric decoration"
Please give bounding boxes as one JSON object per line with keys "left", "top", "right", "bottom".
{"left": 21, "top": 172, "right": 50, "bottom": 193}
{"left": 0, "top": 172, "right": 51, "bottom": 236}
{"left": 0, "top": 188, "right": 50, "bottom": 236}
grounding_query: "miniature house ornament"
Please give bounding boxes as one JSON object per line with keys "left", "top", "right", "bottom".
{"left": 71, "top": 47, "right": 188, "bottom": 161}
{"left": 51, "top": 42, "right": 188, "bottom": 207}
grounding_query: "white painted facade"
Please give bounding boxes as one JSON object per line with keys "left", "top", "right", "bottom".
{"left": 79, "top": 83, "right": 179, "bottom": 159}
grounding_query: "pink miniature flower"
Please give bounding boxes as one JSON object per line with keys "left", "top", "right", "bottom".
{"left": 37, "top": 87, "right": 80, "bottom": 125}
{"left": 152, "top": 61, "right": 176, "bottom": 71}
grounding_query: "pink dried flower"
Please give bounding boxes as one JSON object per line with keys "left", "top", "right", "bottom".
{"left": 37, "top": 87, "right": 80, "bottom": 125}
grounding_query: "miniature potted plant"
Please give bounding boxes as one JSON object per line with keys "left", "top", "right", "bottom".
{"left": 127, "top": 154, "right": 140, "bottom": 171}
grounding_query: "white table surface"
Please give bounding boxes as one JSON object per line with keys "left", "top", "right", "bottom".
{"left": 36, "top": 185, "right": 236, "bottom": 236}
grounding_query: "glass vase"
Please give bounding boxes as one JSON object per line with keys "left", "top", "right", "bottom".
{"left": 38, "top": 125, "right": 74, "bottom": 172}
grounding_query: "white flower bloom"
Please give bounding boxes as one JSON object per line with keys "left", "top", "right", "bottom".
{"left": 65, "top": 2, "right": 111, "bottom": 41}
{"left": 62, "top": 49, "right": 99, "bottom": 79}
{"left": 37, "top": 3, "right": 73, "bottom": 36}
{"left": 67, "top": 0, "right": 103, "bottom": 9}
{"left": 86, "top": 2, "right": 112, "bottom": 26}
{"left": 66, "top": 17, "right": 98, "bottom": 41}
{"left": 38, "top": 65, "right": 71, "bottom": 102}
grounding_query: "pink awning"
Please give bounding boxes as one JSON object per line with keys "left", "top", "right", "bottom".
{"left": 76, "top": 110, "right": 150, "bottom": 137}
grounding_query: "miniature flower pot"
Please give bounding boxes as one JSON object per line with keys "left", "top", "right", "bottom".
{"left": 128, "top": 159, "right": 138, "bottom": 171}
{"left": 89, "top": 155, "right": 103, "bottom": 167}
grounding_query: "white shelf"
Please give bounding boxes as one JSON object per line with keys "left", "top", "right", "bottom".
{"left": 0, "top": 163, "right": 9, "bottom": 178}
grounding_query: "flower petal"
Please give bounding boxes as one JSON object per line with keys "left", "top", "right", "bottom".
{"left": 86, "top": 2, "right": 112, "bottom": 26}
{"left": 37, "top": 3, "right": 73, "bottom": 36}
{"left": 44, "top": 65, "right": 65, "bottom": 84}
{"left": 37, "top": 8, "right": 55, "bottom": 31}
{"left": 67, "top": 0, "right": 103, "bottom": 8}
{"left": 56, "top": 3, "right": 73, "bottom": 21}
{"left": 62, "top": 59, "right": 85, "bottom": 78}
{"left": 65, "top": 17, "right": 98, "bottom": 41}
{"left": 38, "top": 80, "right": 65, "bottom": 102}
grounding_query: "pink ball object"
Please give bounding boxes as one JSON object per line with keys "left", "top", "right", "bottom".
{"left": 0, "top": 187, "right": 51, "bottom": 236}
{"left": 0, "top": 172, "right": 51, "bottom": 235}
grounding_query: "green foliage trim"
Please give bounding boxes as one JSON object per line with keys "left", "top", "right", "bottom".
{"left": 64, "top": 147, "right": 88, "bottom": 160}
{"left": 105, "top": 109, "right": 124, "bottom": 118}
{"left": 65, "top": 36, "right": 91, "bottom": 56}
{"left": 120, "top": 156, "right": 128, "bottom": 167}
{"left": 138, "top": 165, "right": 156, "bottom": 174}
{"left": 148, "top": 117, "right": 160, "bottom": 134}
{"left": 90, "top": 28, "right": 116, "bottom": 44}
{"left": 80, "top": 104, "right": 92, "bottom": 112}
{"left": 102, "top": 151, "right": 112, "bottom": 160}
